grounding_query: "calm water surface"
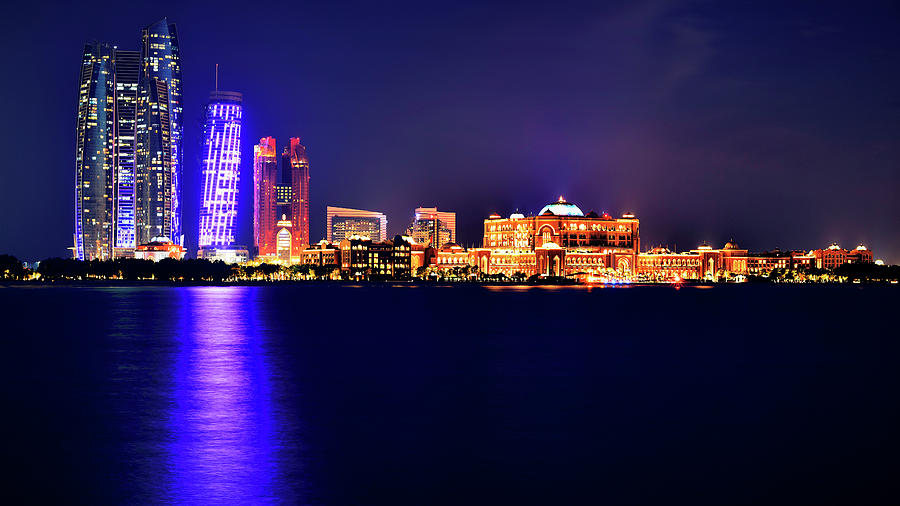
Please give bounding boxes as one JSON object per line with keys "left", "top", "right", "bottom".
{"left": 2, "top": 284, "right": 898, "bottom": 504}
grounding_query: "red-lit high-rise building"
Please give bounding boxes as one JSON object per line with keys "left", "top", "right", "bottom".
{"left": 284, "top": 138, "right": 310, "bottom": 257}
{"left": 253, "top": 137, "right": 278, "bottom": 257}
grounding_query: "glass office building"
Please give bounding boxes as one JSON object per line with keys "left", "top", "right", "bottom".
{"left": 326, "top": 206, "right": 388, "bottom": 243}
{"left": 75, "top": 19, "right": 185, "bottom": 257}
{"left": 113, "top": 50, "right": 140, "bottom": 249}
{"left": 406, "top": 207, "right": 456, "bottom": 247}
{"left": 74, "top": 43, "right": 116, "bottom": 261}
{"left": 135, "top": 78, "right": 172, "bottom": 243}
{"left": 137, "top": 18, "right": 183, "bottom": 245}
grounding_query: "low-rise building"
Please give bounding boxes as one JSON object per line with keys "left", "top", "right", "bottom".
{"left": 636, "top": 248, "right": 703, "bottom": 280}
{"left": 300, "top": 240, "right": 342, "bottom": 267}
{"left": 134, "top": 237, "right": 186, "bottom": 262}
{"left": 468, "top": 198, "right": 877, "bottom": 281}
{"left": 470, "top": 197, "right": 640, "bottom": 278}
{"left": 197, "top": 246, "right": 250, "bottom": 264}
{"left": 335, "top": 235, "right": 430, "bottom": 279}
{"left": 432, "top": 243, "right": 469, "bottom": 272}
{"left": 812, "top": 244, "right": 873, "bottom": 269}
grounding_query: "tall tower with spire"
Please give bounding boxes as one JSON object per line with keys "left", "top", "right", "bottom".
{"left": 135, "top": 18, "right": 183, "bottom": 245}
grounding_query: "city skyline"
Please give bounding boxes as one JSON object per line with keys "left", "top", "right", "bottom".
{"left": 3, "top": 5, "right": 898, "bottom": 504}
{"left": 2, "top": 2, "right": 899, "bottom": 262}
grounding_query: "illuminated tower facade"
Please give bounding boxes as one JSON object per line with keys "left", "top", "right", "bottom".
{"left": 112, "top": 50, "right": 140, "bottom": 250}
{"left": 198, "top": 91, "right": 242, "bottom": 248}
{"left": 136, "top": 18, "right": 182, "bottom": 245}
{"left": 253, "top": 137, "right": 278, "bottom": 257}
{"left": 74, "top": 43, "right": 115, "bottom": 261}
{"left": 285, "top": 138, "right": 310, "bottom": 256}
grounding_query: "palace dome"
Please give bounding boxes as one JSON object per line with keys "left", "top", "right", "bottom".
{"left": 539, "top": 196, "right": 584, "bottom": 217}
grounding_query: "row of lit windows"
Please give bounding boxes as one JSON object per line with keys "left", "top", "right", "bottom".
{"left": 566, "top": 257, "right": 606, "bottom": 265}
{"left": 561, "top": 223, "right": 631, "bottom": 232}
{"left": 488, "top": 257, "right": 535, "bottom": 265}
{"left": 487, "top": 222, "right": 526, "bottom": 232}
{"left": 639, "top": 258, "right": 701, "bottom": 267}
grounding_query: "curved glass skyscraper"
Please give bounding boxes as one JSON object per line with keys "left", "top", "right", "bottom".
{"left": 74, "top": 43, "right": 115, "bottom": 261}
{"left": 136, "top": 18, "right": 183, "bottom": 245}
{"left": 198, "top": 91, "right": 243, "bottom": 248}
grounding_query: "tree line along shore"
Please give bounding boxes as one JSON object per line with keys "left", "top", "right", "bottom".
{"left": 2, "top": 255, "right": 899, "bottom": 284}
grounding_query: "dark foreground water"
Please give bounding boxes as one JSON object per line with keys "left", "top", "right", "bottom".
{"left": 1, "top": 283, "right": 898, "bottom": 504}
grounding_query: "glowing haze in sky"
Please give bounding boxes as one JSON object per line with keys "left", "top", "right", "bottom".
{"left": 0, "top": 0, "right": 898, "bottom": 261}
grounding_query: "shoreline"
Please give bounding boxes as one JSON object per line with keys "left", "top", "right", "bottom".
{"left": 3, "top": 279, "right": 896, "bottom": 288}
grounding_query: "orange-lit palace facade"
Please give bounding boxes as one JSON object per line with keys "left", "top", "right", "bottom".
{"left": 292, "top": 197, "right": 875, "bottom": 281}
{"left": 465, "top": 198, "right": 640, "bottom": 278}
{"left": 430, "top": 197, "right": 874, "bottom": 280}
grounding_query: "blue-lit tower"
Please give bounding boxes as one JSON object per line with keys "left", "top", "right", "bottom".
{"left": 112, "top": 49, "right": 140, "bottom": 250}
{"left": 198, "top": 91, "right": 243, "bottom": 248}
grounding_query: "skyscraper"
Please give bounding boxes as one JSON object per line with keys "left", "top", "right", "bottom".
{"left": 75, "top": 20, "right": 184, "bottom": 258}
{"left": 198, "top": 91, "right": 242, "bottom": 248}
{"left": 253, "top": 137, "right": 278, "bottom": 257}
{"left": 284, "top": 138, "right": 310, "bottom": 256}
{"left": 326, "top": 206, "right": 388, "bottom": 243}
{"left": 112, "top": 50, "right": 140, "bottom": 251}
{"left": 74, "top": 43, "right": 115, "bottom": 261}
{"left": 135, "top": 78, "right": 172, "bottom": 243}
{"left": 406, "top": 207, "right": 456, "bottom": 247}
{"left": 136, "top": 18, "right": 182, "bottom": 246}
{"left": 276, "top": 144, "right": 293, "bottom": 219}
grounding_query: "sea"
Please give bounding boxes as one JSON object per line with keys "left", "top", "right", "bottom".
{"left": 1, "top": 283, "right": 898, "bottom": 504}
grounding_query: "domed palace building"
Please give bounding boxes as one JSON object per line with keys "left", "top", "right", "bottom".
{"left": 465, "top": 196, "right": 874, "bottom": 280}
{"left": 470, "top": 197, "right": 640, "bottom": 277}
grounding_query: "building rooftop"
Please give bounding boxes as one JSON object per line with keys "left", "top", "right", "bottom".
{"left": 539, "top": 196, "right": 584, "bottom": 217}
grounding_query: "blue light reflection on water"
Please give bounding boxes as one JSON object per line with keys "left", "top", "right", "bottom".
{"left": 4, "top": 284, "right": 900, "bottom": 504}
{"left": 165, "top": 286, "right": 281, "bottom": 504}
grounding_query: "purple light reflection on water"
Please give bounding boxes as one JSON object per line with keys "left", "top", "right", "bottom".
{"left": 165, "top": 286, "right": 281, "bottom": 503}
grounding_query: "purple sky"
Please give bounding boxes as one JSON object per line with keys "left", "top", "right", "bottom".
{"left": 1, "top": 0, "right": 898, "bottom": 261}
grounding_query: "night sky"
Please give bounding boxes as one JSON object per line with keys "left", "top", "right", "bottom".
{"left": 1, "top": 0, "right": 898, "bottom": 262}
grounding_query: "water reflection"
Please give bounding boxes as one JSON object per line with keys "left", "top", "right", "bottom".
{"left": 166, "top": 287, "right": 281, "bottom": 503}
